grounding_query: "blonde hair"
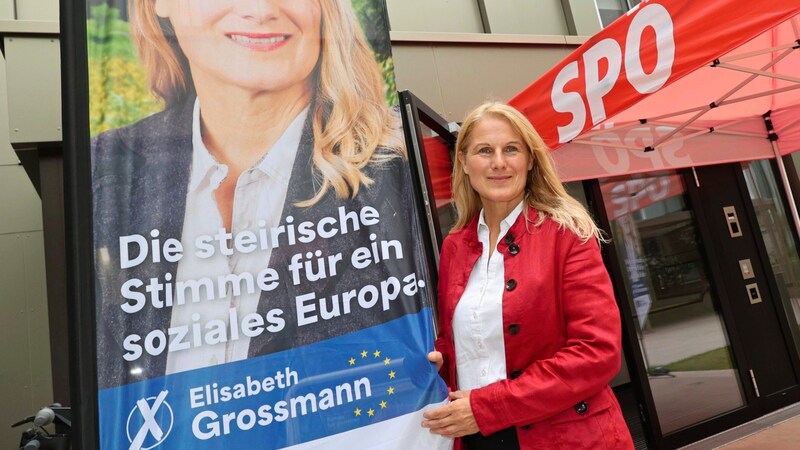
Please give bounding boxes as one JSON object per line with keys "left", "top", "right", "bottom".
{"left": 452, "top": 102, "right": 602, "bottom": 243}
{"left": 128, "top": 0, "right": 403, "bottom": 206}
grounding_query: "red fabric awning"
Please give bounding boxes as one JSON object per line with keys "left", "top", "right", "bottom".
{"left": 508, "top": 0, "right": 800, "bottom": 181}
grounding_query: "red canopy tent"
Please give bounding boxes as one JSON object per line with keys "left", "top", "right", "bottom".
{"left": 508, "top": 0, "right": 800, "bottom": 236}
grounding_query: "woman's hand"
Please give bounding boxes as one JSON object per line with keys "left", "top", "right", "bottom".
{"left": 427, "top": 351, "right": 443, "bottom": 372}
{"left": 421, "top": 390, "right": 479, "bottom": 438}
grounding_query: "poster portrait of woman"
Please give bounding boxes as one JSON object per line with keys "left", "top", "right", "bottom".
{"left": 90, "top": 0, "right": 434, "bottom": 393}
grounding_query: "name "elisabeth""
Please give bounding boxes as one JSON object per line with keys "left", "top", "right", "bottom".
{"left": 190, "top": 367, "right": 298, "bottom": 408}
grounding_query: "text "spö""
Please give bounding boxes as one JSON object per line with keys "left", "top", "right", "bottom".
{"left": 552, "top": 3, "right": 675, "bottom": 143}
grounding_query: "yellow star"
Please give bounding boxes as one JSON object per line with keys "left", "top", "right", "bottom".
{"left": 380, "top": 400, "right": 388, "bottom": 409}
{"left": 367, "top": 408, "right": 375, "bottom": 417}
{"left": 373, "top": 350, "right": 381, "bottom": 358}
{"left": 354, "top": 408, "right": 361, "bottom": 416}
{"left": 383, "top": 357, "right": 391, "bottom": 365}
{"left": 361, "top": 350, "right": 368, "bottom": 358}
{"left": 387, "top": 387, "right": 395, "bottom": 395}
{"left": 348, "top": 357, "right": 356, "bottom": 366}
{"left": 388, "top": 370, "right": 396, "bottom": 379}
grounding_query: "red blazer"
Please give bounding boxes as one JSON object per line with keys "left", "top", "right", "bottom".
{"left": 435, "top": 207, "right": 634, "bottom": 449}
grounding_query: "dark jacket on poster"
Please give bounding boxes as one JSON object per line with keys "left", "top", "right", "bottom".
{"left": 92, "top": 97, "right": 426, "bottom": 389}
{"left": 435, "top": 207, "right": 634, "bottom": 449}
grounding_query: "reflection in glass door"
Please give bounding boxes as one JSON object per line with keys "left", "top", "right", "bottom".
{"left": 600, "top": 171, "right": 745, "bottom": 434}
{"left": 742, "top": 160, "right": 800, "bottom": 359}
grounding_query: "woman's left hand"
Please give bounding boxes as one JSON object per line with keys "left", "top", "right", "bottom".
{"left": 421, "top": 390, "right": 479, "bottom": 438}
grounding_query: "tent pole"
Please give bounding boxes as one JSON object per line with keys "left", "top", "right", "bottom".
{"left": 771, "top": 141, "right": 800, "bottom": 241}
{"left": 776, "top": 17, "right": 800, "bottom": 241}
{"left": 651, "top": 47, "right": 796, "bottom": 149}
{"left": 715, "top": 62, "right": 800, "bottom": 84}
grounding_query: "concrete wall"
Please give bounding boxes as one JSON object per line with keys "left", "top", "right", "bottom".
{"left": 0, "top": 51, "right": 53, "bottom": 450}
{"left": 386, "top": 0, "right": 484, "bottom": 33}
{"left": 386, "top": 0, "right": 602, "bottom": 36}
{"left": 386, "top": 0, "right": 596, "bottom": 123}
{"left": 0, "top": 1, "right": 56, "bottom": 447}
{"left": 482, "top": 0, "right": 569, "bottom": 35}
{"left": 391, "top": 34, "right": 581, "bottom": 123}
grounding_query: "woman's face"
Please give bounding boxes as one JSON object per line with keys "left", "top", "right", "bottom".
{"left": 155, "top": 0, "right": 322, "bottom": 95}
{"left": 460, "top": 115, "right": 533, "bottom": 209}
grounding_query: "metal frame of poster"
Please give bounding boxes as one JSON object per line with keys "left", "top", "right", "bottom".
{"left": 61, "top": 1, "right": 449, "bottom": 449}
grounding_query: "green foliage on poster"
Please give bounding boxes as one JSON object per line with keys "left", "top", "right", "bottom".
{"left": 87, "top": 4, "right": 162, "bottom": 136}
{"left": 352, "top": 0, "right": 398, "bottom": 105}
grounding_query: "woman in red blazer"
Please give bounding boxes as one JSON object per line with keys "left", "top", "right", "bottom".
{"left": 421, "top": 102, "right": 634, "bottom": 449}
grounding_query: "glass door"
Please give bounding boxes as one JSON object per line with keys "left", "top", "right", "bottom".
{"left": 689, "top": 163, "right": 800, "bottom": 414}
{"left": 599, "top": 171, "right": 746, "bottom": 436}
{"left": 598, "top": 163, "right": 800, "bottom": 448}
{"left": 398, "top": 90, "right": 457, "bottom": 260}
{"left": 742, "top": 160, "right": 800, "bottom": 360}
{"left": 398, "top": 90, "right": 457, "bottom": 320}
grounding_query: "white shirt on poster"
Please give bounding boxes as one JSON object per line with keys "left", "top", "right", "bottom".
{"left": 165, "top": 99, "right": 307, "bottom": 375}
{"left": 452, "top": 200, "right": 524, "bottom": 391}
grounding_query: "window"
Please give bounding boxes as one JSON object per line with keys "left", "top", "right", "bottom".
{"left": 597, "top": 0, "right": 642, "bottom": 27}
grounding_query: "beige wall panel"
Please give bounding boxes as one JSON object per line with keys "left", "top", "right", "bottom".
{"left": 428, "top": 45, "right": 575, "bottom": 122}
{"left": 483, "top": 0, "right": 568, "bottom": 35}
{"left": 0, "top": 233, "right": 34, "bottom": 449}
{"left": 14, "top": 0, "right": 58, "bottom": 21}
{"left": 392, "top": 45, "right": 446, "bottom": 116}
{"left": 0, "top": 52, "right": 18, "bottom": 165}
{"left": 564, "top": 0, "right": 603, "bottom": 36}
{"left": 386, "top": 0, "right": 483, "bottom": 33}
{"left": 23, "top": 231, "right": 53, "bottom": 406}
{"left": 0, "top": 0, "right": 13, "bottom": 21}
{"left": 0, "top": 165, "right": 42, "bottom": 234}
{"left": 0, "top": 231, "right": 51, "bottom": 448}
{"left": 4, "top": 36, "right": 62, "bottom": 145}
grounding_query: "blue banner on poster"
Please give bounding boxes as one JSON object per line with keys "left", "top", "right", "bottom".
{"left": 99, "top": 310, "right": 447, "bottom": 449}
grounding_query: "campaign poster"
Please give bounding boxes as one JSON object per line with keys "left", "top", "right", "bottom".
{"left": 86, "top": 1, "right": 449, "bottom": 448}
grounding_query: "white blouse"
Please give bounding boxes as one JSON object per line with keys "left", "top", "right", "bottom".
{"left": 165, "top": 99, "right": 308, "bottom": 374}
{"left": 452, "top": 201, "right": 524, "bottom": 391}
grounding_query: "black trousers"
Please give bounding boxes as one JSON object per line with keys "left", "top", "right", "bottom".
{"left": 462, "top": 427, "right": 520, "bottom": 450}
